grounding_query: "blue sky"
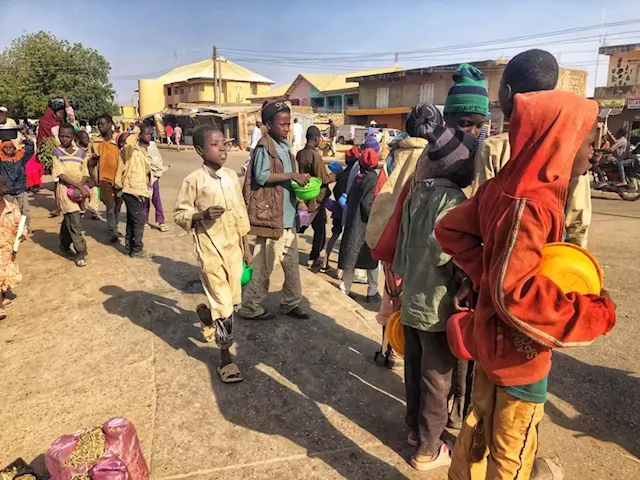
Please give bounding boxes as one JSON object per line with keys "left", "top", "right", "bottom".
{"left": 1, "top": 0, "right": 639, "bottom": 103}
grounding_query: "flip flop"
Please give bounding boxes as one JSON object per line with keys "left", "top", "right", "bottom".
{"left": 217, "top": 363, "right": 244, "bottom": 383}
{"left": 159, "top": 224, "right": 169, "bottom": 232}
{"left": 2, "top": 299, "right": 14, "bottom": 308}
{"left": 532, "top": 456, "right": 564, "bottom": 480}
{"left": 410, "top": 443, "right": 452, "bottom": 471}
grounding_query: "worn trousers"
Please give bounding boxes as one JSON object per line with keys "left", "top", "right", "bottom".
{"left": 60, "top": 212, "right": 87, "bottom": 258}
{"left": 4, "top": 192, "right": 30, "bottom": 229}
{"left": 341, "top": 266, "right": 379, "bottom": 296}
{"left": 142, "top": 180, "right": 165, "bottom": 224}
{"left": 448, "top": 368, "right": 545, "bottom": 480}
{"left": 404, "top": 327, "right": 455, "bottom": 456}
{"left": 123, "top": 193, "right": 145, "bottom": 254}
{"left": 239, "top": 229, "right": 302, "bottom": 318}
{"left": 99, "top": 181, "right": 123, "bottom": 236}
{"left": 309, "top": 207, "right": 326, "bottom": 261}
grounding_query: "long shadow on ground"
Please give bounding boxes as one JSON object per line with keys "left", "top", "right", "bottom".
{"left": 547, "top": 352, "right": 640, "bottom": 459}
{"left": 100, "top": 280, "right": 411, "bottom": 479}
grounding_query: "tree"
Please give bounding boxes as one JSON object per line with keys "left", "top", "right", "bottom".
{"left": 0, "top": 31, "right": 119, "bottom": 123}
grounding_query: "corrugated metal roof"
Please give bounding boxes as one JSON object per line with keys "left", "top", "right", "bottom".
{"left": 599, "top": 43, "right": 640, "bottom": 55}
{"left": 347, "top": 60, "right": 509, "bottom": 82}
{"left": 155, "top": 56, "right": 274, "bottom": 85}
{"left": 295, "top": 66, "right": 402, "bottom": 93}
{"left": 248, "top": 82, "right": 293, "bottom": 100}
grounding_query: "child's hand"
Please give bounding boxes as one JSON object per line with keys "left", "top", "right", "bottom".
{"left": 81, "top": 188, "right": 90, "bottom": 199}
{"left": 202, "top": 206, "right": 225, "bottom": 220}
{"left": 243, "top": 248, "right": 253, "bottom": 266}
{"left": 453, "top": 278, "right": 474, "bottom": 312}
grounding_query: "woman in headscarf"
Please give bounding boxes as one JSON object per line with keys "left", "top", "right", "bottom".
{"left": 365, "top": 103, "right": 444, "bottom": 369}
{"left": 338, "top": 148, "right": 380, "bottom": 301}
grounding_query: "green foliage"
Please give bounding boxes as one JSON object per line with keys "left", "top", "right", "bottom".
{"left": 37, "top": 137, "right": 58, "bottom": 171}
{"left": 0, "top": 31, "right": 119, "bottom": 123}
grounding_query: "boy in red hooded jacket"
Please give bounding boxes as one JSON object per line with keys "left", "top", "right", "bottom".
{"left": 435, "top": 90, "right": 616, "bottom": 480}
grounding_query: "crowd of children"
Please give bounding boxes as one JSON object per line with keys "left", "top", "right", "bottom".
{"left": 0, "top": 48, "right": 619, "bottom": 478}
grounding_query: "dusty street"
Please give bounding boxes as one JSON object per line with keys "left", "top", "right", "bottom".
{"left": 1, "top": 148, "right": 639, "bottom": 479}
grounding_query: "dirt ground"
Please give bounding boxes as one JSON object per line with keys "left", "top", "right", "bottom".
{"left": 0, "top": 149, "right": 639, "bottom": 479}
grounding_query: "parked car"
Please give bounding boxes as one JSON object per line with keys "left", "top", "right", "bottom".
{"left": 335, "top": 124, "right": 366, "bottom": 144}
{"left": 354, "top": 127, "right": 407, "bottom": 147}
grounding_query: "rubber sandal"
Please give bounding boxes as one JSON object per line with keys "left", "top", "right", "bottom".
{"left": 75, "top": 258, "right": 88, "bottom": 267}
{"left": 410, "top": 443, "right": 452, "bottom": 471}
{"left": 2, "top": 299, "right": 14, "bottom": 308}
{"left": 217, "top": 363, "right": 244, "bottom": 383}
{"left": 532, "top": 456, "right": 564, "bottom": 480}
{"left": 159, "top": 224, "right": 169, "bottom": 232}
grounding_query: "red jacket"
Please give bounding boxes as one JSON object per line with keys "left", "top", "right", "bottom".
{"left": 435, "top": 91, "right": 616, "bottom": 386}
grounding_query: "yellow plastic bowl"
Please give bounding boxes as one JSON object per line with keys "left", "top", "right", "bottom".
{"left": 539, "top": 242, "right": 603, "bottom": 295}
{"left": 387, "top": 311, "right": 404, "bottom": 356}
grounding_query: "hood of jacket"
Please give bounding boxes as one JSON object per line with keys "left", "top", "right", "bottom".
{"left": 498, "top": 90, "right": 598, "bottom": 211}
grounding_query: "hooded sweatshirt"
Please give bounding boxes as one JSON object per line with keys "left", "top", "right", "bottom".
{"left": 366, "top": 137, "right": 427, "bottom": 253}
{"left": 435, "top": 90, "right": 616, "bottom": 386}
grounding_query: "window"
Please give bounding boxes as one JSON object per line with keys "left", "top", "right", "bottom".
{"left": 167, "top": 87, "right": 172, "bottom": 95}
{"left": 251, "top": 83, "right": 258, "bottom": 95}
{"left": 180, "top": 88, "right": 184, "bottom": 94}
{"left": 419, "top": 83, "right": 434, "bottom": 104}
{"left": 376, "top": 87, "right": 389, "bottom": 108}
{"left": 346, "top": 96, "right": 356, "bottom": 107}
{"left": 200, "top": 85, "right": 205, "bottom": 92}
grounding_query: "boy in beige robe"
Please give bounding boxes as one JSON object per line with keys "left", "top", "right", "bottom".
{"left": 174, "top": 125, "right": 252, "bottom": 383}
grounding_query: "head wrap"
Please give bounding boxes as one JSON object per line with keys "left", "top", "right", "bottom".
{"left": 406, "top": 103, "right": 444, "bottom": 138}
{"left": 344, "top": 146, "right": 361, "bottom": 166}
{"left": 357, "top": 148, "right": 379, "bottom": 183}
{"left": 426, "top": 126, "right": 477, "bottom": 176}
{"left": 444, "top": 64, "right": 489, "bottom": 116}
{"left": 262, "top": 101, "right": 291, "bottom": 124}
{"left": 0, "top": 140, "right": 23, "bottom": 162}
{"left": 0, "top": 107, "right": 7, "bottom": 113}
{"left": 363, "top": 134, "right": 380, "bottom": 153}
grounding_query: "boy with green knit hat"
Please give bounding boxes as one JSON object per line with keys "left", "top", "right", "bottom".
{"left": 442, "top": 63, "right": 489, "bottom": 430}
{"left": 444, "top": 63, "right": 489, "bottom": 139}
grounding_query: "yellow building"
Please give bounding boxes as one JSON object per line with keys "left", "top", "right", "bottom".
{"left": 138, "top": 57, "right": 274, "bottom": 117}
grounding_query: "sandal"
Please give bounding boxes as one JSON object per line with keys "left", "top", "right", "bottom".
{"left": 0, "top": 308, "right": 6, "bottom": 320}
{"left": 2, "top": 298, "right": 14, "bottom": 308}
{"left": 532, "top": 456, "right": 564, "bottom": 480}
{"left": 159, "top": 223, "right": 169, "bottom": 232}
{"left": 410, "top": 443, "right": 452, "bottom": 471}
{"left": 75, "top": 257, "right": 88, "bottom": 267}
{"left": 217, "top": 363, "right": 244, "bottom": 383}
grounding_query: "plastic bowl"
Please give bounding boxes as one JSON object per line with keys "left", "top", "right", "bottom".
{"left": 324, "top": 197, "right": 336, "bottom": 211}
{"left": 386, "top": 311, "right": 404, "bottom": 356}
{"left": 241, "top": 261, "right": 253, "bottom": 286}
{"left": 539, "top": 242, "right": 603, "bottom": 295}
{"left": 67, "top": 185, "right": 90, "bottom": 203}
{"left": 328, "top": 161, "right": 344, "bottom": 174}
{"left": 298, "top": 209, "right": 311, "bottom": 226}
{"left": 291, "top": 176, "right": 321, "bottom": 200}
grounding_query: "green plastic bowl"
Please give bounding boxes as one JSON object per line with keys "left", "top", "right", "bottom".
{"left": 291, "top": 176, "right": 321, "bottom": 200}
{"left": 241, "top": 261, "right": 253, "bottom": 286}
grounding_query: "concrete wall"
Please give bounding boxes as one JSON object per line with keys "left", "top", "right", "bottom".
{"left": 138, "top": 79, "right": 166, "bottom": 117}
{"left": 157, "top": 79, "right": 272, "bottom": 108}
{"left": 358, "top": 68, "right": 504, "bottom": 110}
{"left": 288, "top": 78, "right": 312, "bottom": 106}
{"left": 557, "top": 68, "right": 588, "bottom": 95}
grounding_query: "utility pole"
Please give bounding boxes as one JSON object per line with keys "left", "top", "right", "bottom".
{"left": 594, "top": 5, "right": 606, "bottom": 90}
{"left": 213, "top": 45, "right": 218, "bottom": 104}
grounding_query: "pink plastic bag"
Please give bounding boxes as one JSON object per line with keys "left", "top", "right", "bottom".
{"left": 45, "top": 418, "right": 149, "bottom": 480}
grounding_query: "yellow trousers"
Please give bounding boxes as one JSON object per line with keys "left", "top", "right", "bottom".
{"left": 448, "top": 368, "right": 545, "bottom": 480}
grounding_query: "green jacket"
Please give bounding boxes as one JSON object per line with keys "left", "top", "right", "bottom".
{"left": 393, "top": 178, "right": 466, "bottom": 332}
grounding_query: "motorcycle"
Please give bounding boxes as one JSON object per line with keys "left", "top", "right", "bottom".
{"left": 591, "top": 151, "right": 640, "bottom": 201}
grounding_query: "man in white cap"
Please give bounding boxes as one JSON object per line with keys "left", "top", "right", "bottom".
{"left": 0, "top": 107, "right": 17, "bottom": 127}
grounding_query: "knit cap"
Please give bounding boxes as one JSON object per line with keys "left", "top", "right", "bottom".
{"left": 444, "top": 63, "right": 489, "bottom": 116}
{"left": 426, "top": 126, "right": 477, "bottom": 176}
